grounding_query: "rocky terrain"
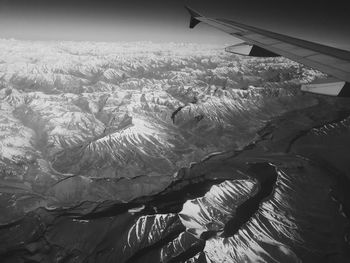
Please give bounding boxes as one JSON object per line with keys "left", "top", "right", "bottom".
{"left": 0, "top": 39, "right": 349, "bottom": 262}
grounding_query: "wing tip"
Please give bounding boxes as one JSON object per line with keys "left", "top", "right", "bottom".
{"left": 185, "top": 6, "right": 202, "bottom": 29}
{"left": 185, "top": 6, "right": 201, "bottom": 17}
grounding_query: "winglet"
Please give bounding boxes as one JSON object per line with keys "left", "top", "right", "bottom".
{"left": 185, "top": 6, "right": 202, "bottom": 29}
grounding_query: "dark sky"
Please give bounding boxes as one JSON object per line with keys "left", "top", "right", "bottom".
{"left": 0, "top": 0, "right": 349, "bottom": 48}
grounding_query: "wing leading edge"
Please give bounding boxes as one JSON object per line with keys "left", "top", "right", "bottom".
{"left": 185, "top": 6, "right": 350, "bottom": 97}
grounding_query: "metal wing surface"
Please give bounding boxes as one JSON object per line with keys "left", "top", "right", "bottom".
{"left": 186, "top": 6, "right": 350, "bottom": 96}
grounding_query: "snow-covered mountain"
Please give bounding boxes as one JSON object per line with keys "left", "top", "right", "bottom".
{"left": 2, "top": 39, "right": 348, "bottom": 263}
{"left": 0, "top": 39, "right": 318, "bottom": 188}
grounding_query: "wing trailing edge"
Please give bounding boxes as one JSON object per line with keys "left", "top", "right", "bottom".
{"left": 301, "top": 80, "right": 350, "bottom": 97}
{"left": 225, "top": 43, "right": 280, "bottom": 57}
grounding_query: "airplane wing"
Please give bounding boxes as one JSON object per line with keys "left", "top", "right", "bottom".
{"left": 185, "top": 6, "right": 350, "bottom": 97}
